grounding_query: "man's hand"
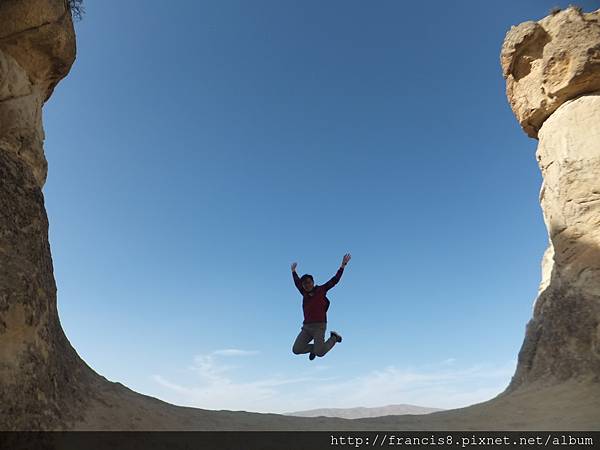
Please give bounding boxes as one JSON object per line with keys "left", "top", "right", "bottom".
{"left": 341, "top": 253, "right": 351, "bottom": 268}
{"left": 291, "top": 262, "right": 298, "bottom": 272}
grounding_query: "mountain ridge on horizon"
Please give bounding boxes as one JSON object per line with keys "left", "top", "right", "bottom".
{"left": 284, "top": 403, "right": 445, "bottom": 419}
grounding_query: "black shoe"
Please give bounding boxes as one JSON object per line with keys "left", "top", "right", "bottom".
{"left": 309, "top": 352, "right": 316, "bottom": 361}
{"left": 330, "top": 331, "right": 342, "bottom": 343}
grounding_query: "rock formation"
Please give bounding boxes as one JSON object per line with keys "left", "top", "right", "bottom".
{"left": 0, "top": 0, "right": 97, "bottom": 429}
{"left": 499, "top": 6, "right": 600, "bottom": 393}
{"left": 1, "top": 1, "right": 599, "bottom": 431}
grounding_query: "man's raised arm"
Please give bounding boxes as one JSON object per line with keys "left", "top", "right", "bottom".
{"left": 322, "top": 267, "right": 344, "bottom": 291}
{"left": 323, "top": 253, "right": 351, "bottom": 291}
{"left": 291, "top": 262, "right": 303, "bottom": 293}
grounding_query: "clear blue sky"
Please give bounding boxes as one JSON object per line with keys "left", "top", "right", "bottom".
{"left": 42, "top": 0, "right": 599, "bottom": 414}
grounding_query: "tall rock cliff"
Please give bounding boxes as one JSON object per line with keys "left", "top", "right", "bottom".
{"left": 500, "top": 6, "right": 600, "bottom": 393}
{"left": 0, "top": 0, "right": 99, "bottom": 429}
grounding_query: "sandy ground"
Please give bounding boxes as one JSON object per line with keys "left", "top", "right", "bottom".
{"left": 71, "top": 376, "right": 600, "bottom": 431}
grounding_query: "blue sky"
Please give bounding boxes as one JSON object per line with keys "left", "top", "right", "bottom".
{"left": 42, "top": 0, "right": 599, "bottom": 413}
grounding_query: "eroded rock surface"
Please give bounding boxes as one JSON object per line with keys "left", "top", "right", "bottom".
{"left": 0, "top": 0, "right": 75, "bottom": 188}
{"left": 500, "top": 7, "right": 600, "bottom": 394}
{"left": 501, "top": 7, "right": 600, "bottom": 138}
{"left": 0, "top": 0, "right": 94, "bottom": 430}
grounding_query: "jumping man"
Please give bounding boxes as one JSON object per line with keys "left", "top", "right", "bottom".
{"left": 290, "top": 253, "right": 351, "bottom": 360}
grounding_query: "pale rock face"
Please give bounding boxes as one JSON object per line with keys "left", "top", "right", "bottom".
{"left": 0, "top": 50, "right": 46, "bottom": 188}
{"left": 0, "top": 0, "right": 75, "bottom": 188}
{"left": 537, "top": 93, "right": 600, "bottom": 297}
{"left": 501, "top": 7, "right": 600, "bottom": 138}
{"left": 0, "top": 0, "right": 93, "bottom": 430}
{"left": 501, "top": 7, "right": 600, "bottom": 393}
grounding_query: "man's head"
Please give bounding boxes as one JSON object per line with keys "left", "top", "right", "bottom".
{"left": 300, "top": 274, "right": 314, "bottom": 292}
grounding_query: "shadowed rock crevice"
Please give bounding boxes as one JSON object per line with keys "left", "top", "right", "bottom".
{"left": 506, "top": 23, "right": 551, "bottom": 81}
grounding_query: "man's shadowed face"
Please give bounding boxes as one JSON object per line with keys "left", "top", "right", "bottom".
{"left": 302, "top": 277, "right": 314, "bottom": 292}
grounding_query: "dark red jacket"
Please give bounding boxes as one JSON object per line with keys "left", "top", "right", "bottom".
{"left": 293, "top": 267, "right": 344, "bottom": 323}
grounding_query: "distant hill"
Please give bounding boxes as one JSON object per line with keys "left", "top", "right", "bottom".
{"left": 284, "top": 404, "right": 445, "bottom": 419}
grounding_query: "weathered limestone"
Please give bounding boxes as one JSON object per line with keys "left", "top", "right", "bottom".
{"left": 500, "top": 6, "right": 600, "bottom": 394}
{"left": 501, "top": 7, "right": 600, "bottom": 139}
{"left": 0, "top": 0, "right": 96, "bottom": 429}
{"left": 0, "top": 0, "right": 76, "bottom": 188}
